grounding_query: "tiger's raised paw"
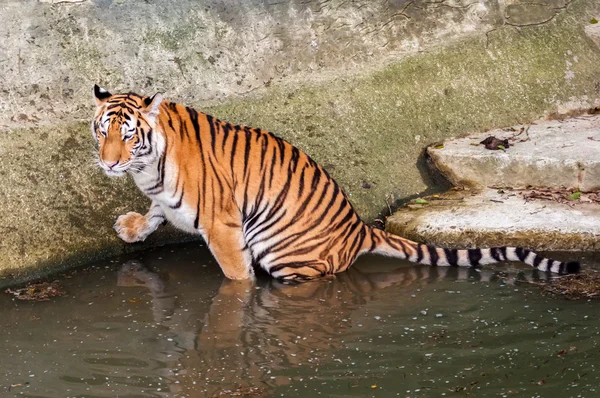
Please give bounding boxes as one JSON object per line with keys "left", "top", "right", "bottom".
{"left": 114, "top": 212, "right": 150, "bottom": 243}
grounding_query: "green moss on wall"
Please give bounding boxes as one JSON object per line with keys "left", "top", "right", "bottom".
{"left": 1, "top": 2, "right": 600, "bottom": 282}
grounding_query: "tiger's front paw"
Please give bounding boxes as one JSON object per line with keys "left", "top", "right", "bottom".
{"left": 114, "top": 212, "right": 150, "bottom": 243}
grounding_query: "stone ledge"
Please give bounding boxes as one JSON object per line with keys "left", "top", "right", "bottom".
{"left": 427, "top": 115, "right": 600, "bottom": 192}
{"left": 386, "top": 189, "right": 600, "bottom": 251}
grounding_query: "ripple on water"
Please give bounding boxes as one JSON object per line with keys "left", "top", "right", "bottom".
{"left": 1, "top": 244, "right": 599, "bottom": 397}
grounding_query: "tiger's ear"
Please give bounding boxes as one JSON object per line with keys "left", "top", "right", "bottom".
{"left": 94, "top": 85, "right": 112, "bottom": 106}
{"left": 142, "top": 93, "right": 163, "bottom": 122}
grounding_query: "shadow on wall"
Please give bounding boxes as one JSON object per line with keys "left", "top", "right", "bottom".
{"left": 377, "top": 148, "right": 453, "bottom": 223}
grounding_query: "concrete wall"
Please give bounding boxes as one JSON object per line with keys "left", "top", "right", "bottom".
{"left": 1, "top": 0, "right": 600, "bottom": 283}
{"left": 3, "top": 0, "right": 504, "bottom": 129}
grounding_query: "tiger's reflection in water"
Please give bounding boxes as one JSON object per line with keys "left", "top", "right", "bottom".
{"left": 116, "top": 259, "right": 549, "bottom": 396}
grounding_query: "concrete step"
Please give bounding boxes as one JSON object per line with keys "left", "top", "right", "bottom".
{"left": 386, "top": 188, "right": 600, "bottom": 251}
{"left": 427, "top": 114, "right": 600, "bottom": 191}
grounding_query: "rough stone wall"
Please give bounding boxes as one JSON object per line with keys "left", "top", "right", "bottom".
{"left": 2, "top": 0, "right": 574, "bottom": 129}
{"left": 1, "top": 0, "right": 600, "bottom": 283}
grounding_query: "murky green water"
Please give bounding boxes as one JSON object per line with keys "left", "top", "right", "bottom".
{"left": 1, "top": 243, "right": 599, "bottom": 397}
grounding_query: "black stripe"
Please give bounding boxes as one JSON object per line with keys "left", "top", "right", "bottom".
{"left": 268, "top": 147, "right": 277, "bottom": 189}
{"left": 262, "top": 179, "right": 333, "bottom": 257}
{"left": 243, "top": 189, "right": 268, "bottom": 232}
{"left": 166, "top": 113, "right": 175, "bottom": 131}
{"left": 179, "top": 111, "right": 187, "bottom": 140}
{"left": 490, "top": 247, "right": 501, "bottom": 262}
{"left": 515, "top": 247, "right": 529, "bottom": 262}
{"left": 336, "top": 217, "right": 361, "bottom": 249}
{"left": 242, "top": 185, "right": 250, "bottom": 219}
{"left": 146, "top": 151, "right": 166, "bottom": 194}
{"left": 106, "top": 103, "right": 127, "bottom": 111}
{"left": 187, "top": 107, "right": 207, "bottom": 208}
{"left": 221, "top": 123, "right": 231, "bottom": 152}
{"left": 125, "top": 97, "right": 142, "bottom": 109}
{"left": 145, "top": 129, "right": 153, "bottom": 153}
{"left": 243, "top": 127, "right": 252, "bottom": 177}
{"left": 444, "top": 248, "right": 458, "bottom": 266}
{"left": 308, "top": 180, "right": 331, "bottom": 215}
{"left": 263, "top": 169, "right": 293, "bottom": 218}
{"left": 328, "top": 197, "right": 351, "bottom": 227}
{"left": 354, "top": 226, "right": 368, "bottom": 259}
{"left": 208, "top": 157, "right": 224, "bottom": 196}
{"left": 330, "top": 206, "right": 355, "bottom": 232}
{"left": 170, "top": 185, "right": 185, "bottom": 209}
{"left": 428, "top": 246, "right": 439, "bottom": 266}
{"left": 500, "top": 247, "right": 507, "bottom": 261}
{"left": 270, "top": 238, "right": 331, "bottom": 263}
{"left": 207, "top": 114, "right": 217, "bottom": 152}
{"left": 287, "top": 167, "right": 321, "bottom": 223}
{"left": 259, "top": 133, "right": 269, "bottom": 169}
{"left": 194, "top": 188, "right": 201, "bottom": 229}
{"left": 276, "top": 137, "right": 285, "bottom": 165}
{"left": 323, "top": 183, "right": 339, "bottom": 213}
{"left": 247, "top": 177, "right": 267, "bottom": 220}
{"left": 209, "top": 174, "right": 216, "bottom": 226}
{"left": 262, "top": 183, "right": 292, "bottom": 224}
{"left": 269, "top": 261, "right": 323, "bottom": 274}
{"left": 386, "top": 237, "right": 403, "bottom": 251}
{"left": 260, "top": 230, "right": 305, "bottom": 257}
{"left": 533, "top": 254, "right": 543, "bottom": 268}
{"left": 290, "top": 147, "right": 300, "bottom": 173}
{"left": 346, "top": 223, "right": 366, "bottom": 262}
{"left": 230, "top": 126, "right": 239, "bottom": 171}
{"left": 257, "top": 178, "right": 327, "bottom": 248}
{"left": 416, "top": 245, "right": 424, "bottom": 263}
{"left": 297, "top": 166, "right": 306, "bottom": 199}
{"left": 468, "top": 249, "right": 482, "bottom": 266}
{"left": 249, "top": 210, "right": 289, "bottom": 250}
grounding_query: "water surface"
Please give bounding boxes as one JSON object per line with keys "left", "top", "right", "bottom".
{"left": 1, "top": 244, "right": 599, "bottom": 397}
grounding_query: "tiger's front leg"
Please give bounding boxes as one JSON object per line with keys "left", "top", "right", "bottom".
{"left": 114, "top": 202, "right": 165, "bottom": 243}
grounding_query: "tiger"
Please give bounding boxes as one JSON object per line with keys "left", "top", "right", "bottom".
{"left": 91, "top": 85, "right": 580, "bottom": 281}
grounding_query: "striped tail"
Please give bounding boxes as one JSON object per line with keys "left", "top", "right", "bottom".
{"left": 365, "top": 228, "right": 580, "bottom": 275}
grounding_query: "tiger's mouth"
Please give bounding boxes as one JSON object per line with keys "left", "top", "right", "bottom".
{"left": 98, "top": 158, "right": 131, "bottom": 177}
{"left": 104, "top": 169, "right": 127, "bottom": 177}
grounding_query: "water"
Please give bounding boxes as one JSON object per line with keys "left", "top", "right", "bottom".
{"left": 1, "top": 243, "right": 599, "bottom": 398}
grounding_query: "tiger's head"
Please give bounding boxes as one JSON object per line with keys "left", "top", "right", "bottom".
{"left": 92, "top": 85, "right": 163, "bottom": 177}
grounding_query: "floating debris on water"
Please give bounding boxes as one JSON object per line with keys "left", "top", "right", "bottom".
{"left": 212, "top": 385, "right": 264, "bottom": 397}
{"left": 521, "top": 271, "right": 600, "bottom": 300}
{"left": 4, "top": 281, "right": 65, "bottom": 301}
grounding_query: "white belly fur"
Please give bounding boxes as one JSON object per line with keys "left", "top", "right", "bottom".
{"left": 161, "top": 203, "right": 204, "bottom": 235}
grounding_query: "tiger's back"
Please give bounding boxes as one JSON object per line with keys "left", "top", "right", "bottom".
{"left": 92, "top": 86, "right": 580, "bottom": 280}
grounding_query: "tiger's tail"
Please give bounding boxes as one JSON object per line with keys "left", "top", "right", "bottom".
{"left": 364, "top": 227, "right": 580, "bottom": 275}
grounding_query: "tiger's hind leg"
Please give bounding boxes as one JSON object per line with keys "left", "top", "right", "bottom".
{"left": 268, "top": 260, "right": 330, "bottom": 281}
{"left": 205, "top": 220, "right": 254, "bottom": 280}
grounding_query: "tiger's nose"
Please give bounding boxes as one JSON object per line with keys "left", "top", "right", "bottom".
{"left": 104, "top": 160, "right": 119, "bottom": 169}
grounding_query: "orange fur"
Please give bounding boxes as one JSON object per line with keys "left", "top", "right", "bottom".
{"left": 92, "top": 86, "right": 580, "bottom": 280}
